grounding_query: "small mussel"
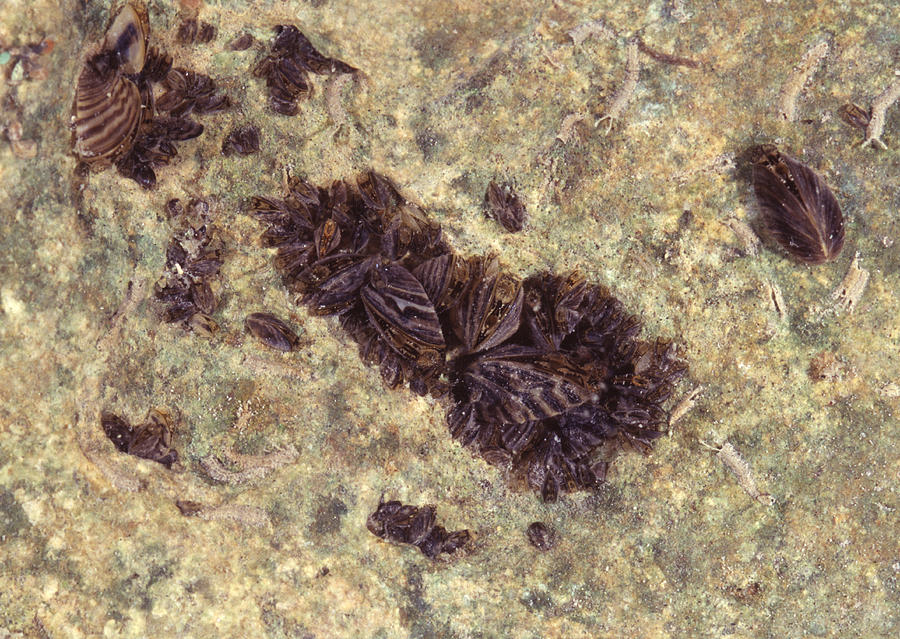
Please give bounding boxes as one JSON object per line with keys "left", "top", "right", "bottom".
{"left": 175, "top": 500, "right": 204, "bottom": 516}
{"left": 366, "top": 497, "right": 470, "bottom": 559}
{"left": 177, "top": 18, "right": 216, "bottom": 45}
{"left": 72, "top": 60, "right": 143, "bottom": 165}
{"left": 227, "top": 33, "right": 255, "bottom": 51}
{"left": 156, "top": 68, "right": 230, "bottom": 117}
{"left": 484, "top": 181, "right": 526, "bottom": 232}
{"left": 245, "top": 312, "right": 300, "bottom": 352}
{"left": 838, "top": 103, "right": 870, "bottom": 131}
{"left": 101, "top": 408, "right": 179, "bottom": 468}
{"left": 526, "top": 522, "right": 556, "bottom": 551}
{"left": 751, "top": 144, "right": 844, "bottom": 264}
{"left": 221, "top": 124, "right": 261, "bottom": 155}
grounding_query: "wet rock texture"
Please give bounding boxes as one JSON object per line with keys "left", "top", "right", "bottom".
{"left": 0, "top": 0, "right": 898, "bottom": 638}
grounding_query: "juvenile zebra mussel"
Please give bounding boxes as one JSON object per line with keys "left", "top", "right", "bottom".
{"left": 70, "top": 1, "right": 227, "bottom": 188}
{"left": 176, "top": 18, "right": 216, "bottom": 45}
{"left": 221, "top": 124, "right": 260, "bottom": 156}
{"left": 484, "top": 180, "right": 526, "bottom": 232}
{"left": 244, "top": 312, "right": 300, "bottom": 352}
{"left": 154, "top": 210, "right": 223, "bottom": 334}
{"left": 249, "top": 171, "right": 687, "bottom": 502}
{"left": 366, "top": 497, "right": 471, "bottom": 559}
{"left": 253, "top": 25, "right": 357, "bottom": 116}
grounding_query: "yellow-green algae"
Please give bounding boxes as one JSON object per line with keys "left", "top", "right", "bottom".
{"left": 0, "top": 0, "right": 898, "bottom": 637}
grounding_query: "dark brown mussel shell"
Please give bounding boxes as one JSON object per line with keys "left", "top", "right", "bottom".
{"left": 752, "top": 145, "right": 844, "bottom": 264}
{"left": 245, "top": 312, "right": 300, "bottom": 352}
{"left": 412, "top": 253, "right": 471, "bottom": 312}
{"left": 360, "top": 263, "right": 446, "bottom": 366}
{"left": 452, "top": 258, "right": 523, "bottom": 354}
{"left": 526, "top": 522, "right": 556, "bottom": 551}
{"left": 101, "top": 411, "right": 133, "bottom": 453}
{"left": 295, "top": 254, "right": 374, "bottom": 313}
{"left": 458, "top": 347, "right": 597, "bottom": 425}
{"left": 128, "top": 408, "right": 178, "bottom": 467}
{"left": 484, "top": 181, "right": 526, "bottom": 233}
{"left": 100, "top": 407, "right": 178, "bottom": 468}
{"left": 221, "top": 125, "right": 260, "bottom": 156}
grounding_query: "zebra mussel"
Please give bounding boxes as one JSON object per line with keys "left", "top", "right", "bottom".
{"left": 71, "top": 1, "right": 149, "bottom": 166}
{"left": 752, "top": 144, "right": 844, "bottom": 264}
{"left": 101, "top": 408, "right": 179, "bottom": 468}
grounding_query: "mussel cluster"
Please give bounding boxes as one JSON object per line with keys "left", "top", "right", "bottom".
{"left": 366, "top": 497, "right": 471, "bottom": 559}
{"left": 253, "top": 25, "right": 357, "bottom": 116}
{"left": 154, "top": 212, "right": 224, "bottom": 335}
{"left": 250, "top": 171, "right": 687, "bottom": 502}
{"left": 101, "top": 409, "right": 178, "bottom": 468}
{"left": 71, "top": 1, "right": 227, "bottom": 188}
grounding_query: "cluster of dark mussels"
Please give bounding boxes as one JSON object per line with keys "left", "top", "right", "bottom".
{"left": 101, "top": 409, "right": 179, "bottom": 468}
{"left": 367, "top": 498, "right": 471, "bottom": 559}
{"left": 250, "top": 171, "right": 687, "bottom": 502}
{"left": 71, "top": 1, "right": 227, "bottom": 188}
{"left": 154, "top": 207, "right": 224, "bottom": 335}
{"left": 253, "top": 25, "right": 357, "bottom": 116}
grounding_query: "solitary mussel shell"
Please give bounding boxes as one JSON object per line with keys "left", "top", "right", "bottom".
{"left": 484, "top": 181, "right": 526, "bottom": 233}
{"left": 838, "top": 104, "right": 870, "bottom": 132}
{"left": 526, "top": 522, "right": 556, "bottom": 551}
{"left": 72, "top": 1, "right": 149, "bottom": 166}
{"left": 222, "top": 125, "right": 260, "bottom": 155}
{"left": 752, "top": 145, "right": 844, "bottom": 264}
{"left": 245, "top": 312, "right": 300, "bottom": 352}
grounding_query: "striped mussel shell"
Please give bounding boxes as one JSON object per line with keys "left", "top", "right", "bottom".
{"left": 104, "top": 0, "right": 150, "bottom": 74}
{"left": 72, "top": 61, "right": 143, "bottom": 165}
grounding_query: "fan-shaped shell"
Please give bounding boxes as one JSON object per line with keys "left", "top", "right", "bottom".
{"left": 104, "top": 0, "right": 150, "bottom": 74}
{"left": 72, "top": 61, "right": 143, "bottom": 164}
